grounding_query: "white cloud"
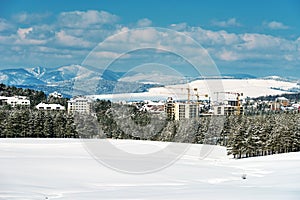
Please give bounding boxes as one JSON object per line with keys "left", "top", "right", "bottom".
{"left": 0, "top": 10, "right": 299, "bottom": 74}
{"left": 55, "top": 30, "right": 91, "bottom": 47}
{"left": 15, "top": 27, "right": 46, "bottom": 45}
{"left": 17, "top": 27, "right": 33, "bottom": 39}
{"left": 136, "top": 18, "right": 152, "bottom": 27}
{"left": 264, "top": 21, "right": 289, "bottom": 30}
{"left": 218, "top": 49, "right": 239, "bottom": 61}
{"left": 93, "top": 51, "right": 131, "bottom": 59}
{"left": 58, "top": 10, "right": 119, "bottom": 28}
{"left": 187, "top": 27, "right": 241, "bottom": 46}
{"left": 129, "top": 28, "right": 158, "bottom": 42}
{"left": 211, "top": 18, "right": 241, "bottom": 27}
{"left": 240, "top": 33, "right": 295, "bottom": 51}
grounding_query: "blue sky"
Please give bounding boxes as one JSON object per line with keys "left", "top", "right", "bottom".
{"left": 0, "top": 0, "right": 300, "bottom": 77}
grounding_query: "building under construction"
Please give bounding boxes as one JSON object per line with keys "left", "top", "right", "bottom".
{"left": 213, "top": 92, "right": 244, "bottom": 116}
{"left": 165, "top": 97, "right": 199, "bottom": 120}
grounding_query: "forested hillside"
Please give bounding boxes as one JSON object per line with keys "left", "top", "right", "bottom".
{"left": 0, "top": 109, "right": 78, "bottom": 138}
{"left": 0, "top": 83, "right": 46, "bottom": 108}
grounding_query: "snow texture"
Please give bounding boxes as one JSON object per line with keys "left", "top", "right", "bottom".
{"left": 91, "top": 78, "right": 299, "bottom": 101}
{"left": 0, "top": 138, "right": 299, "bottom": 199}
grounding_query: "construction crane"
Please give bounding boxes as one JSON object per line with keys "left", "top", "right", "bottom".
{"left": 162, "top": 86, "right": 208, "bottom": 104}
{"left": 214, "top": 91, "right": 243, "bottom": 115}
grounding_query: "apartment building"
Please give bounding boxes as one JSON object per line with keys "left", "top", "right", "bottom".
{"left": 67, "top": 96, "right": 92, "bottom": 114}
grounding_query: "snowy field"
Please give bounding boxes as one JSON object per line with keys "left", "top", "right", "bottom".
{"left": 1, "top": 139, "right": 300, "bottom": 200}
{"left": 91, "top": 78, "right": 299, "bottom": 101}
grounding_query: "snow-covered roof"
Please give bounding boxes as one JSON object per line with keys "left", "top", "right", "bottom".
{"left": 36, "top": 103, "right": 65, "bottom": 110}
{"left": 276, "top": 97, "right": 288, "bottom": 101}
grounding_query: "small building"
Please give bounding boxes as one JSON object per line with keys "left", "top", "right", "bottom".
{"left": 0, "top": 96, "right": 30, "bottom": 107}
{"left": 276, "top": 97, "right": 289, "bottom": 106}
{"left": 36, "top": 102, "right": 65, "bottom": 111}
{"left": 67, "top": 96, "right": 92, "bottom": 114}
{"left": 140, "top": 100, "right": 165, "bottom": 113}
{"left": 270, "top": 97, "right": 290, "bottom": 110}
{"left": 49, "top": 91, "right": 63, "bottom": 98}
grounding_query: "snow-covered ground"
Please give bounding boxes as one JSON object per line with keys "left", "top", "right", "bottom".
{"left": 1, "top": 139, "right": 299, "bottom": 200}
{"left": 91, "top": 78, "right": 299, "bottom": 101}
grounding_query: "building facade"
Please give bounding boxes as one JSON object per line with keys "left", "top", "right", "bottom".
{"left": 165, "top": 97, "right": 176, "bottom": 120}
{"left": 0, "top": 96, "right": 30, "bottom": 107}
{"left": 36, "top": 103, "right": 65, "bottom": 111}
{"left": 213, "top": 104, "right": 244, "bottom": 115}
{"left": 164, "top": 97, "right": 199, "bottom": 120}
{"left": 67, "top": 96, "right": 92, "bottom": 114}
{"left": 174, "top": 103, "right": 199, "bottom": 120}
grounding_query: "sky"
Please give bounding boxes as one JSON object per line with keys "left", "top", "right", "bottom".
{"left": 0, "top": 0, "right": 300, "bottom": 78}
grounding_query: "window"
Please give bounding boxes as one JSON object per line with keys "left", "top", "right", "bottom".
{"left": 217, "top": 107, "right": 222, "bottom": 115}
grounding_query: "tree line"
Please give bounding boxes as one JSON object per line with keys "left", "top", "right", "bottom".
{"left": 0, "top": 109, "right": 78, "bottom": 138}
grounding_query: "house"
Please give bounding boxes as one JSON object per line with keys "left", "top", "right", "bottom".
{"left": 67, "top": 96, "right": 92, "bottom": 114}
{"left": 49, "top": 91, "right": 63, "bottom": 98}
{"left": 140, "top": 100, "right": 165, "bottom": 113}
{"left": 270, "top": 97, "right": 290, "bottom": 110}
{"left": 213, "top": 95, "right": 244, "bottom": 115}
{"left": 276, "top": 97, "right": 289, "bottom": 106}
{"left": 36, "top": 102, "right": 65, "bottom": 111}
{"left": 0, "top": 96, "right": 30, "bottom": 107}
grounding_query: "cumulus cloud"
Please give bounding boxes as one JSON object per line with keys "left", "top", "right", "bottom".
{"left": 55, "top": 30, "right": 91, "bottom": 47}
{"left": 136, "top": 18, "right": 152, "bottom": 27}
{"left": 15, "top": 27, "right": 46, "bottom": 45}
{"left": 17, "top": 27, "right": 33, "bottom": 39}
{"left": 264, "top": 21, "right": 289, "bottom": 30}
{"left": 240, "top": 33, "right": 295, "bottom": 51}
{"left": 0, "top": 9, "right": 299, "bottom": 74}
{"left": 211, "top": 18, "right": 241, "bottom": 27}
{"left": 187, "top": 27, "right": 241, "bottom": 46}
{"left": 58, "top": 10, "right": 119, "bottom": 28}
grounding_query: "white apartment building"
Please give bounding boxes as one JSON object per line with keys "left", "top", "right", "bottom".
{"left": 165, "top": 98, "right": 199, "bottom": 120}
{"left": 174, "top": 103, "right": 199, "bottom": 120}
{"left": 36, "top": 102, "right": 65, "bottom": 111}
{"left": 67, "top": 96, "right": 92, "bottom": 114}
{"left": 0, "top": 96, "right": 30, "bottom": 107}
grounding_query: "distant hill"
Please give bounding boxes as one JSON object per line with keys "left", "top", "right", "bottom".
{"left": 221, "top": 73, "right": 257, "bottom": 79}
{"left": 0, "top": 65, "right": 159, "bottom": 97}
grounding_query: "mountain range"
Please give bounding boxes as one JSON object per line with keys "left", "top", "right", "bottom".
{"left": 0, "top": 65, "right": 159, "bottom": 97}
{"left": 0, "top": 65, "right": 298, "bottom": 97}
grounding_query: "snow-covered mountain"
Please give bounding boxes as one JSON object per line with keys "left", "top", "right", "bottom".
{"left": 1, "top": 65, "right": 300, "bottom": 98}
{"left": 0, "top": 65, "right": 156, "bottom": 97}
{"left": 0, "top": 68, "right": 45, "bottom": 85}
{"left": 92, "top": 78, "right": 300, "bottom": 101}
{"left": 0, "top": 65, "right": 98, "bottom": 85}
